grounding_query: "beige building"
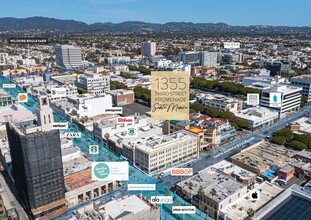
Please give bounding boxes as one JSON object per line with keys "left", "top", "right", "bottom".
{"left": 110, "top": 130, "right": 199, "bottom": 175}
{"left": 64, "top": 169, "right": 118, "bottom": 208}
{"left": 198, "top": 94, "right": 243, "bottom": 112}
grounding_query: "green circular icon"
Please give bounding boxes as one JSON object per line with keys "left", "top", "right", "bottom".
{"left": 94, "top": 163, "right": 110, "bottom": 179}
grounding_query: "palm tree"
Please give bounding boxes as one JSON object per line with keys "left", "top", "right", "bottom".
{"left": 210, "top": 188, "right": 217, "bottom": 199}
{"left": 197, "top": 187, "right": 204, "bottom": 207}
{"left": 247, "top": 208, "right": 255, "bottom": 217}
{"left": 84, "top": 116, "right": 89, "bottom": 124}
{"left": 80, "top": 116, "right": 85, "bottom": 124}
{"left": 104, "top": 133, "right": 110, "bottom": 140}
{"left": 188, "top": 181, "right": 194, "bottom": 199}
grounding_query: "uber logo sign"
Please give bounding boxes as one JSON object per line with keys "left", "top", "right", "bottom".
{"left": 151, "top": 196, "right": 173, "bottom": 204}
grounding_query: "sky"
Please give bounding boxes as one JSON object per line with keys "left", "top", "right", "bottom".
{"left": 1, "top": 0, "right": 310, "bottom": 26}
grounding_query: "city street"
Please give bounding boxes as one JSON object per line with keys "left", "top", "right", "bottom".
{"left": 158, "top": 105, "right": 310, "bottom": 188}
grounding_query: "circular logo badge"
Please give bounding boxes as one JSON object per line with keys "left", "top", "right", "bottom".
{"left": 94, "top": 163, "right": 110, "bottom": 179}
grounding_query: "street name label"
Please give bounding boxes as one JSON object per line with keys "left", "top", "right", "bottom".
{"left": 104, "top": 107, "right": 123, "bottom": 114}
{"left": 224, "top": 42, "right": 240, "bottom": 49}
{"left": 8, "top": 37, "right": 49, "bottom": 44}
{"left": 128, "top": 184, "right": 156, "bottom": 191}
{"left": 151, "top": 196, "right": 173, "bottom": 204}
{"left": 151, "top": 71, "right": 189, "bottom": 120}
{"left": 52, "top": 123, "right": 68, "bottom": 129}
{"left": 3, "top": 84, "right": 16, "bottom": 88}
{"left": 64, "top": 132, "right": 81, "bottom": 138}
{"left": 172, "top": 206, "right": 196, "bottom": 214}
{"left": 92, "top": 162, "right": 129, "bottom": 181}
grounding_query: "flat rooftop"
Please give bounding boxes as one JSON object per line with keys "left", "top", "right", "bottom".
{"left": 255, "top": 184, "right": 311, "bottom": 220}
{"left": 290, "top": 117, "right": 311, "bottom": 134}
{"left": 231, "top": 141, "right": 299, "bottom": 173}
{"left": 178, "top": 167, "right": 245, "bottom": 202}
{"left": 296, "top": 149, "right": 311, "bottom": 160}
{"left": 221, "top": 182, "right": 283, "bottom": 220}
{"left": 211, "top": 160, "right": 257, "bottom": 181}
{"left": 235, "top": 106, "right": 278, "bottom": 121}
{"left": 126, "top": 131, "right": 196, "bottom": 154}
{"left": 104, "top": 194, "right": 150, "bottom": 219}
{"left": 64, "top": 169, "right": 95, "bottom": 191}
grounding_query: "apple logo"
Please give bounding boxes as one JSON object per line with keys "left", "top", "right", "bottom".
{"left": 251, "top": 191, "right": 258, "bottom": 199}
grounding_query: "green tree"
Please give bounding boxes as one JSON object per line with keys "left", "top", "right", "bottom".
{"left": 188, "top": 181, "right": 194, "bottom": 198}
{"left": 142, "top": 94, "right": 151, "bottom": 102}
{"left": 189, "top": 93, "right": 196, "bottom": 100}
{"left": 220, "top": 111, "right": 235, "bottom": 121}
{"left": 77, "top": 87, "right": 87, "bottom": 94}
{"left": 247, "top": 208, "right": 255, "bottom": 217}
{"left": 189, "top": 109, "right": 196, "bottom": 114}
{"left": 295, "top": 134, "right": 311, "bottom": 148}
{"left": 210, "top": 188, "right": 217, "bottom": 198}
{"left": 135, "top": 91, "right": 142, "bottom": 98}
{"left": 271, "top": 137, "right": 286, "bottom": 145}
{"left": 230, "top": 122, "right": 238, "bottom": 130}
{"left": 94, "top": 123, "right": 99, "bottom": 128}
{"left": 110, "top": 84, "right": 117, "bottom": 90}
{"left": 233, "top": 118, "right": 249, "bottom": 129}
{"left": 301, "top": 95, "right": 308, "bottom": 108}
{"left": 288, "top": 140, "right": 307, "bottom": 150}
{"left": 205, "top": 108, "right": 220, "bottom": 117}
{"left": 190, "top": 103, "right": 205, "bottom": 113}
{"left": 274, "top": 128, "right": 294, "bottom": 142}
{"left": 197, "top": 187, "right": 204, "bottom": 206}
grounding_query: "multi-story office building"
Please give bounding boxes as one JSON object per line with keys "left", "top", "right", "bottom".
{"left": 199, "top": 52, "right": 217, "bottom": 67}
{"left": 290, "top": 75, "right": 311, "bottom": 103}
{"left": 235, "top": 106, "right": 279, "bottom": 130}
{"left": 198, "top": 94, "right": 243, "bottom": 112}
{"left": 141, "top": 41, "right": 156, "bottom": 57}
{"left": 179, "top": 52, "right": 200, "bottom": 64}
{"left": 6, "top": 96, "right": 66, "bottom": 218}
{"left": 267, "top": 61, "right": 292, "bottom": 76}
{"left": 110, "top": 130, "right": 198, "bottom": 175}
{"left": 55, "top": 45, "right": 83, "bottom": 68}
{"left": 76, "top": 72, "right": 110, "bottom": 95}
{"left": 260, "top": 85, "right": 302, "bottom": 117}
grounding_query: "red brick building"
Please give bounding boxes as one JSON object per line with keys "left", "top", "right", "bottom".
{"left": 107, "top": 89, "right": 134, "bottom": 106}
{"left": 296, "top": 149, "right": 311, "bottom": 163}
{"left": 278, "top": 165, "right": 295, "bottom": 182}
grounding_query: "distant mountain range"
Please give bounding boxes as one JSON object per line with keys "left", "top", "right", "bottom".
{"left": 0, "top": 16, "right": 310, "bottom": 34}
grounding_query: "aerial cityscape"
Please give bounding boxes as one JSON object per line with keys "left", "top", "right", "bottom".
{"left": 0, "top": 1, "right": 310, "bottom": 220}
